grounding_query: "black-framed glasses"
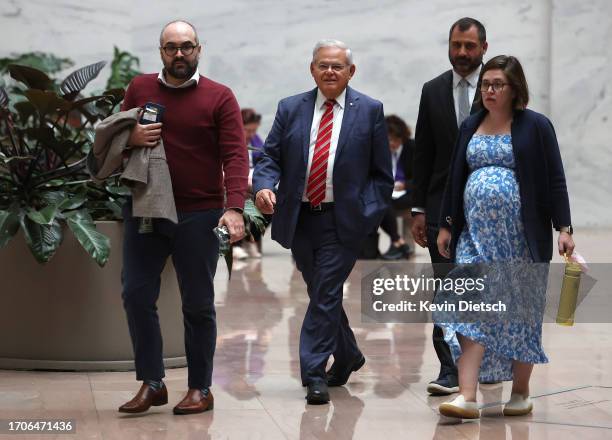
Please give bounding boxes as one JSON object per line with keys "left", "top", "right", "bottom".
{"left": 480, "top": 81, "right": 509, "bottom": 92}
{"left": 161, "top": 44, "right": 198, "bottom": 56}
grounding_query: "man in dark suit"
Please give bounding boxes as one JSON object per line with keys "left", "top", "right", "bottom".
{"left": 253, "top": 39, "right": 393, "bottom": 404}
{"left": 410, "top": 17, "right": 488, "bottom": 395}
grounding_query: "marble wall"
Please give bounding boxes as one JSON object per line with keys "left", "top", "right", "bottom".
{"left": 1, "top": 0, "right": 610, "bottom": 227}
{"left": 550, "top": 0, "right": 612, "bottom": 228}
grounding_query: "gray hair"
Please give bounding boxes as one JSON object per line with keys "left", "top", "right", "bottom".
{"left": 159, "top": 20, "right": 200, "bottom": 46}
{"left": 312, "top": 39, "right": 354, "bottom": 65}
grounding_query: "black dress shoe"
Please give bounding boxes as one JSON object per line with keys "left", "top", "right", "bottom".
{"left": 326, "top": 356, "right": 366, "bottom": 387}
{"left": 426, "top": 375, "right": 459, "bottom": 395}
{"left": 381, "top": 244, "right": 413, "bottom": 260}
{"left": 306, "top": 381, "right": 329, "bottom": 405}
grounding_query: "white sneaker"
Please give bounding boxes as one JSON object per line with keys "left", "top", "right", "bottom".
{"left": 503, "top": 394, "right": 533, "bottom": 416}
{"left": 439, "top": 394, "right": 480, "bottom": 419}
{"left": 232, "top": 245, "right": 249, "bottom": 260}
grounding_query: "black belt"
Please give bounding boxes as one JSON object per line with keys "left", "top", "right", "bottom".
{"left": 302, "top": 202, "right": 335, "bottom": 212}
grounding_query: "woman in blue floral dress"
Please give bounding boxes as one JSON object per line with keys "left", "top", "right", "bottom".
{"left": 435, "top": 56, "right": 575, "bottom": 420}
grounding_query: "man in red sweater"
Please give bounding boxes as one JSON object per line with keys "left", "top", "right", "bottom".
{"left": 117, "top": 20, "right": 248, "bottom": 415}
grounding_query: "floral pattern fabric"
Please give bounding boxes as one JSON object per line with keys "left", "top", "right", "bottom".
{"left": 438, "top": 134, "right": 548, "bottom": 382}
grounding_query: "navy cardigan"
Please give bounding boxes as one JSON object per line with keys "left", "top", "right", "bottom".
{"left": 439, "top": 109, "right": 571, "bottom": 263}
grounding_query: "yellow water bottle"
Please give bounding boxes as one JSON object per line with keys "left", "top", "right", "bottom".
{"left": 556, "top": 253, "right": 582, "bottom": 326}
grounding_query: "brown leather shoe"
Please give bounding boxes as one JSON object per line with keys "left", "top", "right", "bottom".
{"left": 118, "top": 383, "right": 168, "bottom": 413}
{"left": 173, "top": 388, "right": 214, "bottom": 415}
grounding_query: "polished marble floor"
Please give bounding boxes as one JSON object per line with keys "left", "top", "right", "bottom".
{"left": 1, "top": 229, "right": 611, "bottom": 439}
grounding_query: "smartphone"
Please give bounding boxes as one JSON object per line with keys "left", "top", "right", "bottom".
{"left": 140, "top": 102, "right": 165, "bottom": 125}
{"left": 213, "top": 225, "right": 231, "bottom": 256}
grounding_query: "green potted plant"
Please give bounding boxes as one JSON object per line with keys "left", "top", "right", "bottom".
{"left": 0, "top": 51, "right": 137, "bottom": 266}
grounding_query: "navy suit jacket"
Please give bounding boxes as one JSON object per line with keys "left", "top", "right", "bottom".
{"left": 252, "top": 86, "right": 394, "bottom": 252}
{"left": 439, "top": 109, "right": 571, "bottom": 262}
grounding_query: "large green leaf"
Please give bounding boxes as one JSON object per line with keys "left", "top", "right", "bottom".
{"left": 0, "top": 208, "right": 20, "bottom": 248}
{"left": 39, "top": 190, "right": 67, "bottom": 206}
{"left": 20, "top": 215, "right": 63, "bottom": 263}
{"left": 59, "top": 61, "right": 107, "bottom": 97}
{"left": 65, "top": 210, "right": 110, "bottom": 267}
{"left": 103, "top": 200, "right": 123, "bottom": 219}
{"left": 24, "top": 89, "right": 70, "bottom": 115}
{"left": 57, "top": 192, "right": 86, "bottom": 211}
{"left": 26, "top": 204, "right": 58, "bottom": 225}
{"left": 243, "top": 199, "right": 268, "bottom": 238}
{"left": 8, "top": 64, "right": 52, "bottom": 90}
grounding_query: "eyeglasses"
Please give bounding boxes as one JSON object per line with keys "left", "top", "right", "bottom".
{"left": 315, "top": 63, "right": 348, "bottom": 72}
{"left": 480, "top": 81, "right": 509, "bottom": 92}
{"left": 161, "top": 44, "right": 198, "bottom": 56}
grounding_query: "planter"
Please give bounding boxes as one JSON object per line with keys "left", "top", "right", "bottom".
{"left": 0, "top": 221, "right": 186, "bottom": 371}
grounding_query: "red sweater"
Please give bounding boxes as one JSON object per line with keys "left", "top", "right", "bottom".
{"left": 121, "top": 74, "right": 248, "bottom": 211}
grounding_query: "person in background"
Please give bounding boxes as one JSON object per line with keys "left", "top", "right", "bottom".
{"left": 436, "top": 55, "right": 575, "bottom": 420}
{"left": 242, "top": 108, "right": 265, "bottom": 167}
{"left": 233, "top": 108, "right": 265, "bottom": 260}
{"left": 379, "top": 115, "right": 414, "bottom": 260}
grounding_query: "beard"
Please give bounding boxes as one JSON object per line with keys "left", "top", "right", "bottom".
{"left": 449, "top": 52, "right": 483, "bottom": 75}
{"left": 164, "top": 57, "right": 198, "bottom": 80}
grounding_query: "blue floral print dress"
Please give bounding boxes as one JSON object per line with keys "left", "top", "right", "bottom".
{"left": 439, "top": 134, "right": 548, "bottom": 382}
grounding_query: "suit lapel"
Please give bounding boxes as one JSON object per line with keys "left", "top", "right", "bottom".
{"left": 335, "top": 86, "right": 359, "bottom": 161}
{"left": 301, "top": 88, "right": 317, "bottom": 166}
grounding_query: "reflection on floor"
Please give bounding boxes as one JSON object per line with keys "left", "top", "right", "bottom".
{"left": 1, "top": 230, "right": 611, "bottom": 439}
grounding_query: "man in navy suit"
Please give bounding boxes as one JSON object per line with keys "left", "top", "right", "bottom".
{"left": 253, "top": 40, "right": 393, "bottom": 404}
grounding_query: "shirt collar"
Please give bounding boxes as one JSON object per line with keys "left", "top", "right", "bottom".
{"left": 315, "top": 88, "right": 347, "bottom": 110}
{"left": 157, "top": 68, "right": 200, "bottom": 88}
{"left": 452, "top": 64, "right": 482, "bottom": 89}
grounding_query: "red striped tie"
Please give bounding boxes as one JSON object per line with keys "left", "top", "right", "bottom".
{"left": 306, "top": 99, "right": 335, "bottom": 207}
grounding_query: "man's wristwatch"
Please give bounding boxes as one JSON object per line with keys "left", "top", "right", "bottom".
{"left": 559, "top": 225, "right": 573, "bottom": 235}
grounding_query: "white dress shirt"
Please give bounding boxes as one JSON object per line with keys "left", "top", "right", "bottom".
{"left": 157, "top": 68, "right": 200, "bottom": 88}
{"left": 302, "top": 88, "right": 346, "bottom": 203}
{"left": 391, "top": 144, "right": 403, "bottom": 180}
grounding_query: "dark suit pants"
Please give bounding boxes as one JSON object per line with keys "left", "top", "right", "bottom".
{"left": 122, "top": 204, "right": 222, "bottom": 389}
{"left": 291, "top": 207, "right": 361, "bottom": 385}
{"left": 426, "top": 223, "right": 457, "bottom": 378}
{"left": 380, "top": 193, "right": 412, "bottom": 242}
